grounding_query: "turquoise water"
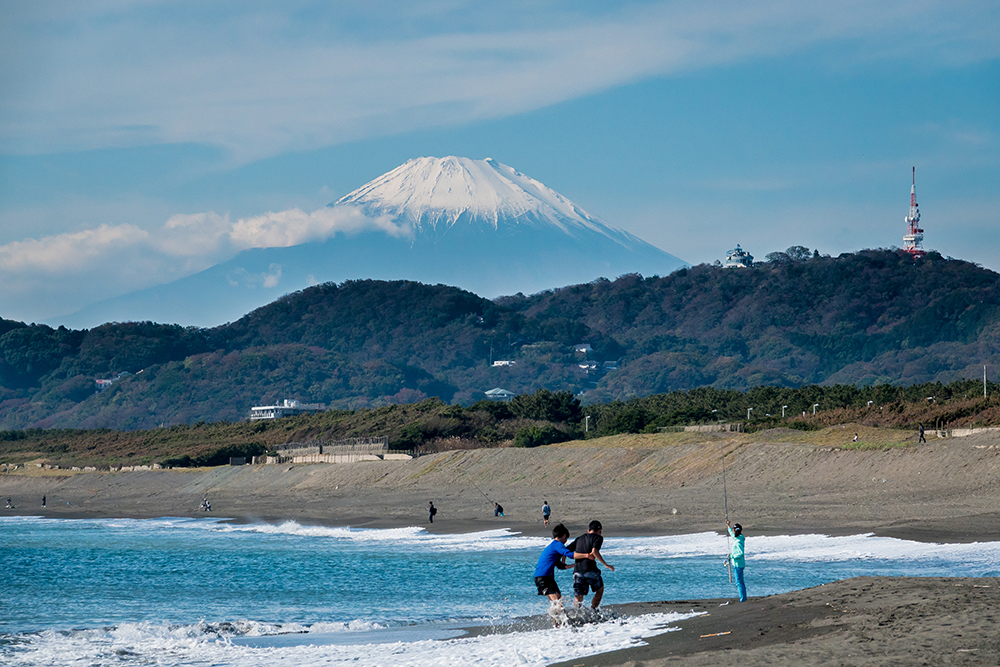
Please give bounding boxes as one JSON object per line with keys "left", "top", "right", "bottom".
{"left": 2, "top": 516, "right": 998, "bottom": 666}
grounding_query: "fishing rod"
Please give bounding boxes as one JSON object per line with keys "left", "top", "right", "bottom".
{"left": 721, "top": 443, "right": 732, "bottom": 583}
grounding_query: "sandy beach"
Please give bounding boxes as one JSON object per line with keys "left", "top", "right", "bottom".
{"left": 2, "top": 426, "right": 999, "bottom": 664}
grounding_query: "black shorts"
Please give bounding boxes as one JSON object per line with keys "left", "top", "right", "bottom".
{"left": 573, "top": 571, "right": 603, "bottom": 597}
{"left": 535, "top": 575, "right": 560, "bottom": 596}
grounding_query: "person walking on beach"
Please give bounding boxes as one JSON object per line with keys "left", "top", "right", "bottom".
{"left": 428, "top": 501, "right": 437, "bottom": 523}
{"left": 542, "top": 501, "right": 551, "bottom": 527}
{"left": 569, "top": 520, "right": 615, "bottom": 610}
{"left": 494, "top": 502, "right": 504, "bottom": 517}
{"left": 726, "top": 519, "right": 747, "bottom": 602}
{"left": 41, "top": 495, "right": 46, "bottom": 508}
{"left": 918, "top": 424, "right": 926, "bottom": 443}
{"left": 534, "top": 523, "right": 592, "bottom": 626}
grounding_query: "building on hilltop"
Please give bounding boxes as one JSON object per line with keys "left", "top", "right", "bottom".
{"left": 249, "top": 399, "right": 326, "bottom": 421}
{"left": 724, "top": 244, "right": 754, "bottom": 268}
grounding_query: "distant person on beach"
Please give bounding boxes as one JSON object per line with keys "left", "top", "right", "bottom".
{"left": 42, "top": 495, "right": 46, "bottom": 508}
{"left": 726, "top": 519, "right": 747, "bottom": 602}
{"left": 534, "top": 523, "right": 592, "bottom": 625}
{"left": 918, "top": 424, "right": 926, "bottom": 443}
{"left": 494, "top": 502, "right": 504, "bottom": 517}
{"left": 5, "top": 497, "right": 11, "bottom": 509}
{"left": 568, "top": 520, "right": 615, "bottom": 610}
{"left": 853, "top": 433, "right": 859, "bottom": 442}
{"left": 428, "top": 501, "right": 437, "bottom": 523}
{"left": 542, "top": 501, "right": 551, "bottom": 527}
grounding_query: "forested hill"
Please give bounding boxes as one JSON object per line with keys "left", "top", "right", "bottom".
{"left": 501, "top": 248, "right": 1000, "bottom": 401}
{"left": 1, "top": 249, "right": 998, "bottom": 430}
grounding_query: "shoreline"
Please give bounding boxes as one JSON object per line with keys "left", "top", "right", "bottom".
{"left": 4, "top": 508, "right": 999, "bottom": 547}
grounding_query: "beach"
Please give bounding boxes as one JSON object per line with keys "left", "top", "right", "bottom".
{"left": 2, "top": 426, "right": 999, "bottom": 664}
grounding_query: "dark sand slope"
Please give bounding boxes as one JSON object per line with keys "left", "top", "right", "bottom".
{"left": 2, "top": 427, "right": 999, "bottom": 542}
{"left": 551, "top": 576, "right": 1000, "bottom": 667}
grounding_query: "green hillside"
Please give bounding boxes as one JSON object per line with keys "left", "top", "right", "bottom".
{"left": 1, "top": 249, "right": 999, "bottom": 431}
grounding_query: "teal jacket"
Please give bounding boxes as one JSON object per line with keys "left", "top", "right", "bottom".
{"left": 728, "top": 527, "right": 746, "bottom": 568}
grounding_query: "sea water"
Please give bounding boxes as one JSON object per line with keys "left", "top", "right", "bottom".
{"left": 1, "top": 516, "right": 997, "bottom": 667}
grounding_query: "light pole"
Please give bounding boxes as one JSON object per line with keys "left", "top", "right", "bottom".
{"left": 585, "top": 415, "right": 590, "bottom": 433}
{"left": 812, "top": 403, "right": 819, "bottom": 415}
{"left": 782, "top": 405, "right": 788, "bottom": 418}
{"left": 712, "top": 409, "right": 719, "bottom": 421}
{"left": 747, "top": 407, "right": 753, "bottom": 420}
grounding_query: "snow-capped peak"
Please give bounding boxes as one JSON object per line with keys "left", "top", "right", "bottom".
{"left": 332, "top": 156, "right": 623, "bottom": 238}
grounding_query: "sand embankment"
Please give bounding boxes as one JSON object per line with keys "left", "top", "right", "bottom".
{"left": 2, "top": 426, "right": 999, "bottom": 542}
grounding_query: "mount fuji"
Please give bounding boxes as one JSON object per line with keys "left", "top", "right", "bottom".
{"left": 57, "top": 157, "right": 687, "bottom": 328}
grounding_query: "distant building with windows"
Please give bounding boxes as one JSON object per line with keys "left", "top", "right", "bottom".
{"left": 249, "top": 399, "right": 326, "bottom": 421}
{"left": 491, "top": 360, "right": 516, "bottom": 367}
{"left": 724, "top": 244, "right": 754, "bottom": 268}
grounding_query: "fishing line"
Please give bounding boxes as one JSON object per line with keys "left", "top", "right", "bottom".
{"left": 721, "top": 443, "right": 732, "bottom": 583}
{"left": 473, "top": 482, "right": 493, "bottom": 505}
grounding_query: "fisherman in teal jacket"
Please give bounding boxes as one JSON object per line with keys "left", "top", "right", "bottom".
{"left": 726, "top": 519, "right": 747, "bottom": 602}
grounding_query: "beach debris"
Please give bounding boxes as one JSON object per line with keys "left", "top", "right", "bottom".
{"left": 700, "top": 631, "right": 732, "bottom": 638}
{"left": 672, "top": 508, "right": 678, "bottom": 515}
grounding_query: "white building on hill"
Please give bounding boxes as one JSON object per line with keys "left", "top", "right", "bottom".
{"left": 249, "top": 399, "right": 326, "bottom": 421}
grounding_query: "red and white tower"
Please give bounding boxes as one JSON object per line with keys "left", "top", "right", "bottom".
{"left": 902, "top": 167, "right": 926, "bottom": 258}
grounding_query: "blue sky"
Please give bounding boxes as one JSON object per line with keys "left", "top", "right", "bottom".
{"left": 1, "top": 1, "right": 998, "bottom": 324}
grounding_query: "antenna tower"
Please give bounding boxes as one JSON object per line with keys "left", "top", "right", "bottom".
{"left": 902, "top": 167, "right": 926, "bottom": 258}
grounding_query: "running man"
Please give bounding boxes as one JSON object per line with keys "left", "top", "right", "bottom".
{"left": 542, "top": 500, "right": 551, "bottom": 527}
{"left": 533, "top": 523, "right": 592, "bottom": 625}
{"left": 569, "top": 520, "right": 614, "bottom": 610}
{"left": 726, "top": 519, "right": 747, "bottom": 602}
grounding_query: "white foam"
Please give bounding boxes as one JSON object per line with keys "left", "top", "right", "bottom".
{"left": 4, "top": 612, "right": 700, "bottom": 667}
{"left": 213, "top": 521, "right": 547, "bottom": 552}
{"left": 605, "top": 532, "right": 1000, "bottom": 567}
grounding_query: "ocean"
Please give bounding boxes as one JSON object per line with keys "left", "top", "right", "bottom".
{"left": 2, "top": 515, "right": 998, "bottom": 666}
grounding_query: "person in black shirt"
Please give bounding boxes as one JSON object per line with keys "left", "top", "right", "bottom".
{"left": 569, "top": 520, "right": 615, "bottom": 609}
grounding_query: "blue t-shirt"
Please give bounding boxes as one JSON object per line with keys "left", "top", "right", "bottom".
{"left": 533, "top": 539, "right": 574, "bottom": 578}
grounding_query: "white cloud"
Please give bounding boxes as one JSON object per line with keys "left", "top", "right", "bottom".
{"left": 229, "top": 206, "right": 411, "bottom": 249}
{"left": 0, "top": 224, "right": 149, "bottom": 273}
{"left": 1, "top": 1, "right": 997, "bottom": 161}
{"left": 0, "top": 204, "right": 404, "bottom": 321}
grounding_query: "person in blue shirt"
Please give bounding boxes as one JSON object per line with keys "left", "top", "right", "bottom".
{"left": 726, "top": 519, "right": 747, "bottom": 602}
{"left": 534, "top": 523, "right": 592, "bottom": 624}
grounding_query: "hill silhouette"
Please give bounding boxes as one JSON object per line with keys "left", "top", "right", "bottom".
{"left": 1, "top": 249, "right": 998, "bottom": 430}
